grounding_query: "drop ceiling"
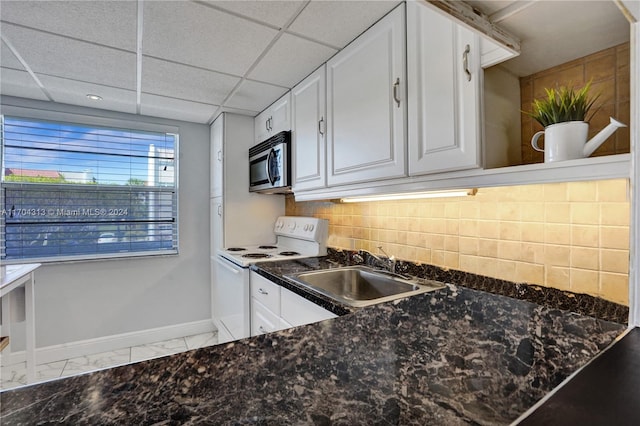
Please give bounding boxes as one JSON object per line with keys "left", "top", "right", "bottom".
{"left": 0, "top": 0, "right": 631, "bottom": 125}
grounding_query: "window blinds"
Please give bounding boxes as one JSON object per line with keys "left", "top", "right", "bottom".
{"left": 1, "top": 116, "right": 178, "bottom": 261}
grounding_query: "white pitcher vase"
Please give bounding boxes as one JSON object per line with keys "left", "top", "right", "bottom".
{"left": 531, "top": 118, "right": 626, "bottom": 163}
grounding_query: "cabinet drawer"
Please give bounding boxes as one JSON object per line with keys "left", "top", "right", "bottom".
{"left": 251, "top": 299, "right": 281, "bottom": 336}
{"left": 250, "top": 272, "right": 281, "bottom": 314}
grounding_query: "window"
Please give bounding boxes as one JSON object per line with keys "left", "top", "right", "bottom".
{"left": 0, "top": 116, "right": 178, "bottom": 262}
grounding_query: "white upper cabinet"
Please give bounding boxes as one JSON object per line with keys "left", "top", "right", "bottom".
{"left": 326, "top": 3, "right": 407, "bottom": 186}
{"left": 210, "top": 115, "right": 224, "bottom": 198}
{"left": 292, "top": 65, "right": 327, "bottom": 192}
{"left": 407, "top": 1, "right": 482, "bottom": 176}
{"left": 254, "top": 92, "right": 291, "bottom": 144}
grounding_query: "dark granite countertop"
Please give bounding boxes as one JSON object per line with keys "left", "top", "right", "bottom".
{"left": 0, "top": 257, "right": 626, "bottom": 425}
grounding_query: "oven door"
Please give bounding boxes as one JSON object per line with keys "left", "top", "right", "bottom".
{"left": 213, "top": 255, "right": 250, "bottom": 342}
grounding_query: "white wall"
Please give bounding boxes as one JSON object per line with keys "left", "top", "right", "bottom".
{"left": 0, "top": 96, "right": 212, "bottom": 348}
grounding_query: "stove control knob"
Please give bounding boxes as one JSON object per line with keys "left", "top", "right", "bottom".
{"left": 308, "top": 224, "right": 314, "bottom": 232}
{"left": 288, "top": 221, "right": 296, "bottom": 231}
{"left": 275, "top": 221, "right": 283, "bottom": 229}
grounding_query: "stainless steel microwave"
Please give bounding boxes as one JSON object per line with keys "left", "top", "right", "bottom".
{"left": 248, "top": 131, "right": 291, "bottom": 194}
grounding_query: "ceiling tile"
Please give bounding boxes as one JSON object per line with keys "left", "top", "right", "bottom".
{"left": 143, "top": 1, "right": 278, "bottom": 76}
{"left": 2, "top": 24, "right": 136, "bottom": 90}
{"left": 37, "top": 74, "right": 137, "bottom": 114}
{"left": 0, "top": 68, "right": 49, "bottom": 101}
{"left": 288, "top": 0, "right": 401, "bottom": 49}
{"left": 1, "top": 40, "right": 26, "bottom": 70}
{"left": 249, "top": 33, "right": 337, "bottom": 88}
{"left": 0, "top": 0, "right": 137, "bottom": 51}
{"left": 203, "top": 0, "right": 305, "bottom": 28}
{"left": 140, "top": 94, "right": 219, "bottom": 124}
{"left": 142, "top": 57, "right": 240, "bottom": 106}
{"left": 224, "top": 79, "right": 288, "bottom": 112}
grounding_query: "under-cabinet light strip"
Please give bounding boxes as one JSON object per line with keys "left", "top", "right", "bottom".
{"left": 339, "top": 189, "right": 477, "bottom": 203}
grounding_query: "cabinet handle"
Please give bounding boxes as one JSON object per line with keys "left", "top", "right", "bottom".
{"left": 463, "top": 44, "right": 471, "bottom": 82}
{"left": 259, "top": 326, "right": 267, "bottom": 333}
{"left": 258, "top": 288, "right": 268, "bottom": 295}
{"left": 217, "top": 150, "right": 222, "bottom": 162}
{"left": 318, "top": 117, "right": 324, "bottom": 136}
{"left": 217, "top": 204, "right": 222, "bottom": 216}
{"left": 268, "top": 116, "right": 273, "bottom": 131}
{"left": 265, "top": 118, "right": 270, "bottom": 132}
{"left": 392, "top": 78, "right": 401, "bottom": 107}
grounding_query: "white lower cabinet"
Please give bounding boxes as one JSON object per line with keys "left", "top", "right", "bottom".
{"left": 250, "top": 271, "right": 336, "bottom": 336}
{"left": 280, "top": 285, "right": 337, "bottom": 327}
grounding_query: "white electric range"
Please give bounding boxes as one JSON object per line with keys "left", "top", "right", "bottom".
{"left": 213, "top": 216, "right": 328, "bottom": 343}
{"left": 219, "top": 216, "right": 329, "bottom": 267}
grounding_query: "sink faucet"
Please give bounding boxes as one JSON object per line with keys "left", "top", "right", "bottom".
{"left": 353, "top": 246, "right": 396, "bottom": 273}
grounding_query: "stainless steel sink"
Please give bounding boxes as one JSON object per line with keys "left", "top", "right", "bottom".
{"left": 284, "top": 265, "right": 444, "bottom": 307}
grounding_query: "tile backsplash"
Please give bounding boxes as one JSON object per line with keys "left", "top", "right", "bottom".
{"left": 287, "top": 179, "right": 630, "bottom": 305}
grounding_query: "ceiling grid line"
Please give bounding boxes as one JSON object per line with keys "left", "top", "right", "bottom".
{"left": 136, "top": 0, "right": 144, "bottom": 114}
{"left": 206, "top": 0, "right": 313, "bottom": 124}
{"left": 0, "top": 33, "right": 54, "bottom": 102}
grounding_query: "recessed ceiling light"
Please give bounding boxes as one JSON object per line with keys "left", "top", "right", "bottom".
{"left": 86, "top": 94, "right": 103, "bottom": 101}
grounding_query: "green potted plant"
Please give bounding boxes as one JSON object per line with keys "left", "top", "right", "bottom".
{"left": 526, "top": 81, "right": 625, "bottom": 162}
{"left": 527, "top": 80, "right": 599, "bottom": 128}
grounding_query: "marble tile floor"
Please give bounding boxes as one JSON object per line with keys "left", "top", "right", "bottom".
{"left": 0, "top": 331, "right": 218, "bottom": 391}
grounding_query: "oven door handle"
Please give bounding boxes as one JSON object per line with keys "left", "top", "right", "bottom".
{"left": 216, "top": 256, "right": 241, "bottom": 274}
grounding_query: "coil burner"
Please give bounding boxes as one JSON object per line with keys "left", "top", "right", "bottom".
{"left": 279, "top": 251, "right": 300, "bottom": 256}
{"left": 242, "top": 253, "right": 273, "bottom": 259}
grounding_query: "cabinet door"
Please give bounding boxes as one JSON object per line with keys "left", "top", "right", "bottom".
{"left": 407, "top": 1, "right": 481, "bottom": 175}
{"left": 280, "top": 286, "right": 337, "bottom": 327}
{"left": 251, "top": 299, "right": 281, "bottom": 336}
{"left": 326, "top": 4, "right": 406, "bottom": 186}
{"left": 254, "top": 108, "right": 272, "bottom": 144}
{"left": 292, "top": 66, "right": 326, "bottom": 192}
{"left": 253, "top": 93, "right": 291, "bottom": 143}
{"left": 211, "top": 196, "right": 223, "bottom": 254}
{"left": 210, "top": 115, "right": 223, "bottom": 198}
{"left": 269, "top": 93, "right": 291, "bottom": 135}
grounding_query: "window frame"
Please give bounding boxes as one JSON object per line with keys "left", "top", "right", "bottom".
{"left": 0, "top": 107, "right": 180, "bottom": 264}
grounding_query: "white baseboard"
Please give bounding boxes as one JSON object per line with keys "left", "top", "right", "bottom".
{"left": 1, "top": 319, "right": 216, "bottom": 366}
